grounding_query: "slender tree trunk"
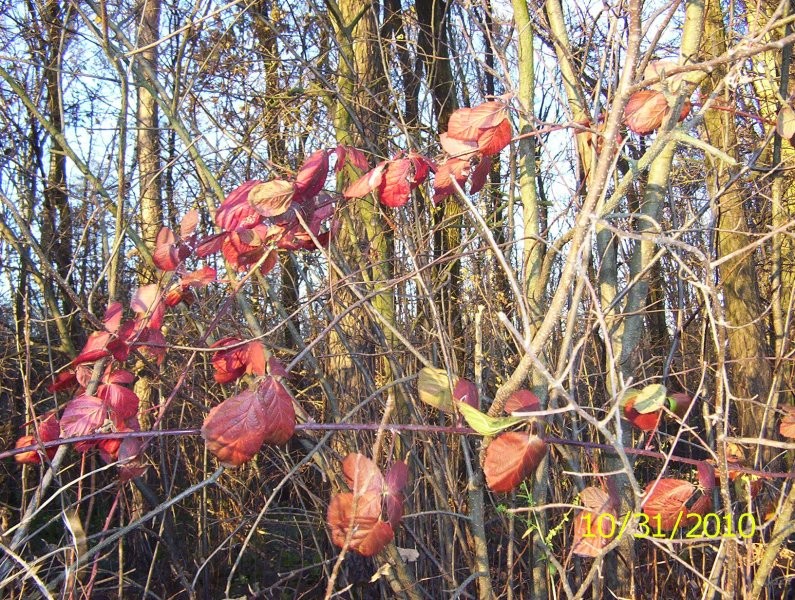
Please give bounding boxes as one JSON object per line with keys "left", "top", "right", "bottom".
{"left": 40, "top": 0, "right": 77, "bottom": 353}
{"left": 136, "top": 0, "right": 162, "bottom": 284}
{"left": 701, "top": 0, "right": 774, "bottom": 454}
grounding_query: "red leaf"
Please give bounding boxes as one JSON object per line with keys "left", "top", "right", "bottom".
{"left": 246, "top": 340, "right": 267, "bottom": 377}
{"left": 216, "top": 180, "right": 264, "bottom": 231}
{"left": 103, "top": 302, "right": 123, "bottom": 334}
{"left": 342, "top": 453, "right": 385, "bottom": 494}
{"left": 453, "top": 378, "right": 478, "bottom": 409}
{"left": 201, "top": 377, "right": 295, "bottom": 466}
{"left": 61, "top": 394, "right": 106, "bottom": 440}
{"left": 379, "top": 159, "right": 414, "bottom": 207}
{"left": 335, "top": 145, "right": 369, "bottom": 172}
{"left": 433, "top": 158, "right": 470, "bottom": 204}
{"left": 131, "top": 284, "right": 165, "bottom": 329}
{"left": 201, "top": 388, "right": 270, "bottom": 466}
{"left": 642, "top": 478, "right": 711, "bottom": 531}
{"left": 447, "top": 101, "right": 509, "bottom": 141}
{"left": 440, "top": 132, "right": 479, "bottom": 158}
{"left": 294, "top": 149, "right": 330, "bottom": 200}
{"left": 477, "top": 118, "right": 512, "bottom": 155}
{"left": 117, "top": 434, "right": 148, "bottom": 481}
{"left": 47, "top": 370, "right": 78, "bottom": 393}
{"left": 780, "top": 406, "right": 795, "bottom": 439}
{"left": 73, "top": 331, "right": 113, "bottom": 365}
{"left": 248, "top": 179, "right": 295, "bottom": 217}
{"left": 469, "top": 155, "right": 491, "bottom": 194}
{"left": 97, "top": 383, "right": 140, "bottom": 420}
{"left": 181, "top": 266, "right": 216, "bottom": 288}
{"left": 14, "top": 414, "right": 60, "bottom": 464}
{"left": 384, "top": 460, "right": 408, "bottom": 528}
{"left": 106, "top": 369, "right": 135, "bottom": 385}
{"left": 180, "top": 209, "right": 199, "bottom": 238}
{"left": 257, "top": 375, "right": 296, "bottom": 445}
{"left": 130, "top": 327, "right": 167, "bottom": 364}
{"left": 504, "top": 389, "right": 541, "bottom": 414}
{"left": 327, "top": 491, "right": 394, "bottom": 556}
{"left": 195, "top": 232, "right": 226, "bottom": 258}
{"left": 211, "top": 337, "right": 248, "bottom": 384}
{"left": 484, "top": 431, "right": 547, "bottom": 493}
{"left": 572, "top": 486, "right": 616, "bottom": 557}
{"left": 153, "top": 226, "right": 181, "bottom": 271}
{"left": 343, "top": 163, "right": 386, "bottom": 198}
{"left": 622, "top": 394, "right": 661, "bottom": 432}
{"left": 697, "top": 462, "right": 716, "bottom": 492}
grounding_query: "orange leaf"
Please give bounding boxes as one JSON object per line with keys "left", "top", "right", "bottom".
{"left": 780, "top": 406, "right": 795, "bottom": 438}
{"left": 624, "top": 90, "right": 669, "bottom": 135}
{"left": 484, "top": 431, "right": 546, "bottom": 493}
{"left": 447, "top": 101, "right": 509, "bottom": 141}
{"left": 327, "top": 491, "right": 394, "bottom": 556}
{"left": 642, "top": 478, "right": 711, "bottom": 531}
{"left": 572, "top": 486, "right": 616, "bottom": 557}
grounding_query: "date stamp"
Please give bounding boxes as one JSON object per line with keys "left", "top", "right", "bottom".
{"left": 581, "top": 512, "right": 757, "bottom": 540}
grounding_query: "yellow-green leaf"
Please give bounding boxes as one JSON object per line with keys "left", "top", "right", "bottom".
{"left": 456, "top": 401, "right": 523, "bottom": 436}
{"left": 632, "top": 384, "right": 667, "bottom": 414}
{"left": 417, "top": 367, "right": 454, "bottom": 413}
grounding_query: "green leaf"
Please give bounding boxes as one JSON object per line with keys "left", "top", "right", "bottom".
{"left": 632, "top": 383, "right": 667, "bottom": 414}
{"left": 417, "top": 367, "right": 454, "bottom": 413}
{"left": 456, "top": 401, "right": 523, "bottom": 436}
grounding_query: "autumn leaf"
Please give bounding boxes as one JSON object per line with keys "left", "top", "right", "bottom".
{"left": 417, "top": 367, "right": 455, "bottom": 413}
{"left": 780, "top": 406, "right": 795, "bottom": 439}
{"left": 328, "top": 454, "right": 408, "bottom": 556}
{"left": 642, "top": 478, "right": 711, "bottom": 531}
{"left": 623, "top": 395, "right": 661, "bottom": 432}
{"left": 343, "top": 162, "right": 386, "bottom": 199}
{"left": 777, "top": 105, "right": 795, "bottom": 141}
{"left": 294, "top": 149, "right": 330, "bottom": 200}
{"left": 456, "top": 401, "right": 522, "bottom": 436}
{"left": 14, "top": 414, "right": 60, "bottom": 464}
{"left": 447, "top": 101, "right": 509, "bottom": 141}
{"left": 469, "top": 156, "right": 492, "bottom": 194}
{"left": 432, "top": 158, "right": 470, "bottom": 204}
{"left": 379, "top": 159, "right": 414, "bottom": 207}
{"left": 384, "top": 460, "right": 408, "bottom": 529}
{"left": 327, "top": 491, "right": 394, "bottom": 557}
{"left": 504, "top": 390, "right": 541, "bottom": 415}
{"left": 624, "top": 90, "right": 692, "bottom": 135}
{"left": 572, "top": 486, "right": 617, "bottom": 557}
{"left": 210, "top": 337, "right": 268, "bottom": 384}
{"left": 61, "top": 394, "right": 106, "bottom": 445}
{"left": 342, "top": 453, "right": 384, "bottom": 494}
{"left": 257, "top": 375, "right": 296, "bottom": 445}
{"left": 440, "top": 133, "right": 479, "bottom": 159}
{"left": 484, "top": 431, "right": 547, "bottom": 493}
{"left": 215, "top": 180, "right": 265, "bottom": 231}
{"left": 334, "top": 144, "right": 369, "bottom": 173}
{"left": 201, "top": 377, "right": 295, "bottom": 467}
{"left": 452, "top": 378, "right": 478, "bottom": 409}
{"left": 97, "top": 383, "right": 140, "bottom": 421}
{"left": 632, "top": 383, "right": 668, "bottom": 414}
{"left": 180, "top": 209, "right": 199, "bottom": 238}
{"left": 248, "top": 179, "right": 295, "bottom": 217}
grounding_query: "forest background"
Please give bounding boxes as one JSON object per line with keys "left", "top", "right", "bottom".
{"left": 1, "top": 0, "right": 795, "bottom": 597}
